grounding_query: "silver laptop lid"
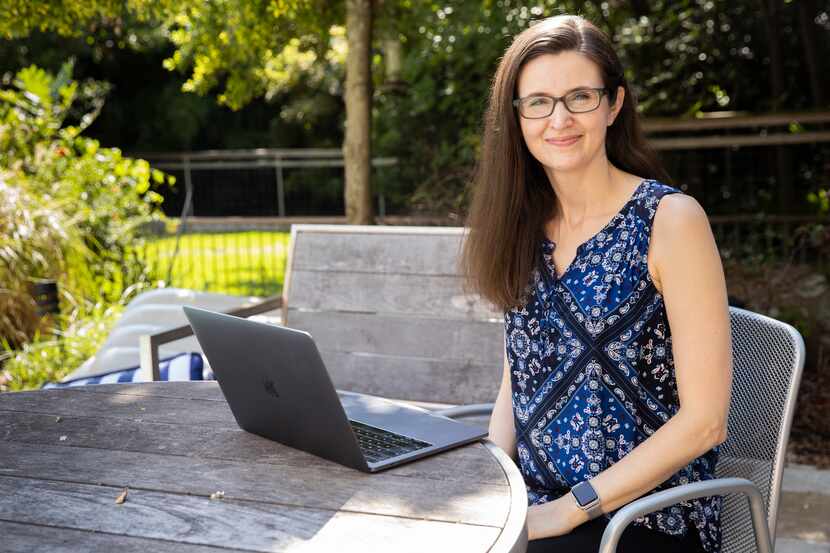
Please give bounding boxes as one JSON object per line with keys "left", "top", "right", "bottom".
{"left": 182, "top": 306, "right": 370, "bottom": 471}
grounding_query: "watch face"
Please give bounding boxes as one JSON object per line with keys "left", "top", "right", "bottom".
{"left": 572, "top": 482, "right": 598, "bottom": 507}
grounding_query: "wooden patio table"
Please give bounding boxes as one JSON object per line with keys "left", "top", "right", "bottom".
{"left": 0, "top": 382, "right": 528, "bottom": 553}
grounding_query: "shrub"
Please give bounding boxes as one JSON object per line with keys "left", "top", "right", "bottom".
{"left": 0, "top": 178, "right": 86, "bottom": 348}
{"left": 0, "top": 61, "right": 171, "bottom": 349}
{"left": 0, "top": 299, "right": 123, "bottom": 392}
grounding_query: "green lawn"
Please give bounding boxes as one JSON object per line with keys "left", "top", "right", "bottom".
{"left": 142, "top": 231, "right": 291, "bottom": 297}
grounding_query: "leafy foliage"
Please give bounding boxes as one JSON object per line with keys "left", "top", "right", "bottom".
{"left": 371, "top": 0, "right": 830, "bottom": 214}
{"left": 2, "top": 1, "right": 826, "bottom": 215}
{"left": 0, "top": 300, "right": 124, "bottom": 392}
{"left": 0, "top": 61, "right": 169, "bottom": 347}
{"left": 162, "top": 0, "right": 341, "bottom": 110}
{"left": 0, "top": 180, "right": 80, "bottom": 347}
{"left": 1, "top": 0, "right": 342, "bottom": 111}
{"left": 0, "top": 1, "right": 175, "bottom": 40}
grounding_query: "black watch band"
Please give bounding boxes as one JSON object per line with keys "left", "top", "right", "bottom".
{"left": 570, "top": 480, "right": 603, "bottom": 520}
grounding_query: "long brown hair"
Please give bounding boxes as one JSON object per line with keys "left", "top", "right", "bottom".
{"left": 461, "top": 15, "right": 670, "bottom": 312}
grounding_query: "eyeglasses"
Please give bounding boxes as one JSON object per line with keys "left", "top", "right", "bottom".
{"left": 513, "top": 88, "right": 608, "bottom": 119}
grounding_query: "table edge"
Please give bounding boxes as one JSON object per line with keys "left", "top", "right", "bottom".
{"left": 482, "top": 439, "right": 528, "bottom": 553}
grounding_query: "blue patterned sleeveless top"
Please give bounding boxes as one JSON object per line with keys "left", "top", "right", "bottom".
{"left": 504, "top": 179, "right": 721, "bottom": 551}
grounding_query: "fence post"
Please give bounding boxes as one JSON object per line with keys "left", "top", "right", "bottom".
{"left": 183, "top": 155, "right": 193, "bottom": 218}
{"left": 275, "top": 157, "right": 286, "bottom": 217}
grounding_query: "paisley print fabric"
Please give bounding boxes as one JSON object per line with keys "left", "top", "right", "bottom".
{"left": 505, "top": 179, "right": 721, "bottom": 551}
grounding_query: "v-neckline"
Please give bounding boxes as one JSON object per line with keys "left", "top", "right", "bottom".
{"left": 543, "top": 178, "right": 650, "bottom": 281}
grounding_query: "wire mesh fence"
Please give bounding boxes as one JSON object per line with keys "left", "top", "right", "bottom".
{"left": 140, "top": 221, "right": 291, "bottom": 297}
{"left": 134, "top": 113, "right": 829, "bottom": 297}
{"left": 135, "top": 214, "right": 827, "bottom": 298}
{"left": 712, "top": 215, "right": 828, "bottom": 269}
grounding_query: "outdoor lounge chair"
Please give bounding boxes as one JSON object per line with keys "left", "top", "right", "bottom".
{"left": 141, "top": 225, "right": 805, "bottom": 553}
{"left": 63, "top": 287, "right": 280, "bottom": 383}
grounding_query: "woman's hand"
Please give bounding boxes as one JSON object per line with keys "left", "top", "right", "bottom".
{"left": 526, "top": 493, "right": 590, "bottom": 540}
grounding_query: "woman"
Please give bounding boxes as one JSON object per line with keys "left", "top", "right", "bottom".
{"left": 461, "top": 15, "right": 733, "bottom": 553}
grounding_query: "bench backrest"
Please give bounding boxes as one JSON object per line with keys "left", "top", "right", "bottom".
{"left": 282, "top": 225, "right": 503, "bottom": 405}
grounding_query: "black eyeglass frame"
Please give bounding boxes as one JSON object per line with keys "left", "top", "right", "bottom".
{"left": 512, "top": 87, "right": 609, "bottom": 118}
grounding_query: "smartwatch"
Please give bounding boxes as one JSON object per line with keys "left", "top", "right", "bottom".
{"left": 570, "top": 480, "right": 603, "bottom": 520}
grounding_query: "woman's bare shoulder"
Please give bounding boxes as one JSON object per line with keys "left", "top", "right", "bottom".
{"left": 649, "top": 193, "right": 714, "bottom": 290}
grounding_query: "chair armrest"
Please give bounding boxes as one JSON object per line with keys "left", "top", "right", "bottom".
{"left": 598, "top": 477, "right": 772, "bottom": 553}
{"left": 139, "top": 295, "right": 283, "bottom": 381}
{"left": 433, "top": 403, "right": 494, "bottom": 418}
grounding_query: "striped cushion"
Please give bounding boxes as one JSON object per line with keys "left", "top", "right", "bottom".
{"left": 43, "top": 353, "right": 207, "bottom": 388}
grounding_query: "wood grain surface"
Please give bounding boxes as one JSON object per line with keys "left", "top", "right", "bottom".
{"left": 283, "top": 226, "right": 504, "bottom": 407}
{"left": 0, "top": 382, "right": 527, "bottom": 552}
{"left": 286, "top": 270, "right": 498, "bottom": 319}
{"left": 290, "top": 230, "right": 466, "bottom": 275}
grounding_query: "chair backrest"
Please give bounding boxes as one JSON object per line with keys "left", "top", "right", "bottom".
{"left": 717, "top": 307, "right": 805, "bottom": 551}
{"left": 282, "top": 225, "right": 503, "bottom": 405}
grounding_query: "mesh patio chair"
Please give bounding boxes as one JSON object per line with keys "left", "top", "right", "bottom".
{"left": 437, "top": 306, "right": 806, "bottom": 553}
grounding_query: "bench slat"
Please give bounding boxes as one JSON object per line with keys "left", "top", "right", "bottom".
{"left": 318, "top": 349, "right": 500, "bottom": 405}
{"left": 287, "top": 271, "right": 497, "bottom": 319}
{"left": 283, "top": 225, "right": 507, "bottom": 404}
{"left": 291, "top": 229, "right": 465, "bottom": 275}
{"left": 288, "top": 311, "right": 503, "bottom": 365}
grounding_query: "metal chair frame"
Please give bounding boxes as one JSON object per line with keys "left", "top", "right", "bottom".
{"left": 438, "top": 306, "right": 805, "bottom": 553}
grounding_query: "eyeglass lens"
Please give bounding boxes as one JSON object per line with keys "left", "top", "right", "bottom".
{"left": 519, "top": 89, "right": 602, "bottom": 118}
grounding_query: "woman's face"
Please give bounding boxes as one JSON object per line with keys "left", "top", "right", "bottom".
{"left": 515, "top": 51, "right": 623, "bottom": 178}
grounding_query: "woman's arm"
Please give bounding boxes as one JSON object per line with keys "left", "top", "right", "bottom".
{"left": 528, "top": 193, "right": 734, "bottom": 539}
{"left": 488, "top": 352, "right": 518, "bottom": 461}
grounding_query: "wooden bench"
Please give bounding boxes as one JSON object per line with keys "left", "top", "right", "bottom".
{"left": 140, "top": 225, "right": 505, "bottom": 423}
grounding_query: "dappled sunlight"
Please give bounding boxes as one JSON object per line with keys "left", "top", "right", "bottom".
{"left": 793, "top": 531, "right": 829, "bottom": 542}
{"left": 105, "top": 392, "right": 145, "bottom": 406}
{"left": 275, "top": 508, "right": 501, "bottom": 552}
{"left": 339, "top": 471, "right": 511, "bottom": 527}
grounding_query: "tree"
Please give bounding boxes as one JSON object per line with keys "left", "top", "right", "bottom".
{"left": 3, "top": 1, "right": 827, "bottom": 219}
{"left": 344, "top": 0, "right": 373, "bottom": 224}
{"left": 0, "top": 0, "right": 376, "bottom": 224}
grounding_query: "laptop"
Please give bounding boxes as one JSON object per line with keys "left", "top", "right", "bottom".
{"left": 182, "top": 306, "right": 488, "bottom": 473}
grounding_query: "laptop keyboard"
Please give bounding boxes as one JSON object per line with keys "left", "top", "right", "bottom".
{"left": 349, "top": 420, "right": 432, "bottom": 464}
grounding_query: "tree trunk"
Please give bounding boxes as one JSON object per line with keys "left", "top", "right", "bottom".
{"left": 797, "top": 0, "right": 824, "bottom": 107}
{"left": 344, "top": 0, "right": 373, "bottom": 224}
{"left": 760, "top": 0, "right": 796, "bottom": 213}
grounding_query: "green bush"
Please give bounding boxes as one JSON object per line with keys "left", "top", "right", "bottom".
{"left": 0, "top": 178, "right": 86, "bottom": 348}
{"left": 0, "top": 61, "right": 170, "bottom": 359}
{"left": 0, "top": 300, "right": 123, "bottom": 392}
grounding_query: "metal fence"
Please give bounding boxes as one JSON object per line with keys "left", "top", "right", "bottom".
{"left": 141, "top": 220, "right": 289, "bottom": 297}
{"left": 710, "top": 215, "right": 828, "bottom": 268}
{"left": 646, "top": 111, "right": 830, "bottom": 216}
{"left": 135, "top": 112, "right": 829, "bottom": 296}
{"left": 140, "top": 149, "right": 398, "bottom": 218}
{"left": 138, "top": 214, "right": 827, "bottom": 296}
{"left": 136, "top": 150, "right": 399, "bottom": 296}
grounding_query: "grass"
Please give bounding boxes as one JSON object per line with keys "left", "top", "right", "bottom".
{"left": 142, "top": 231, "right": 291, "bottom": 296}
